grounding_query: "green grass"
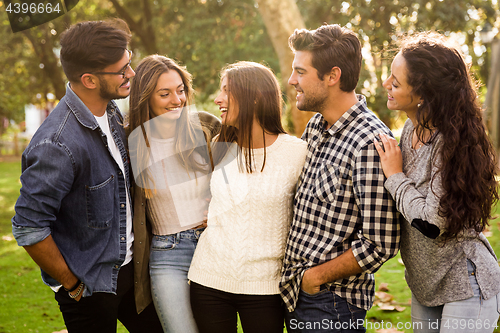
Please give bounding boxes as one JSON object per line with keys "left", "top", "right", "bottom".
{"left": 1, "top": 160, "right": 499, "bottom": 332}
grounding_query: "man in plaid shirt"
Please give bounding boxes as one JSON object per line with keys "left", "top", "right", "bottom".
{"left": 280, "top": 24, "right": 400, "bottom": 332}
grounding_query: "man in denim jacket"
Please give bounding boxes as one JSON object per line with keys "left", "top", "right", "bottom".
{"left": 11, "top": 19, "right": 162, "bottom": 332}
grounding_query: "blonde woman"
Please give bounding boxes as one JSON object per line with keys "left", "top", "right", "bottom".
{"left": 127, "top": 55, "right": 220, "bottom": 333}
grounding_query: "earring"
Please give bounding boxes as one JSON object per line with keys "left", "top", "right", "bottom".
{"left": 417, "top": 102, "right": 422, "bottom": 108}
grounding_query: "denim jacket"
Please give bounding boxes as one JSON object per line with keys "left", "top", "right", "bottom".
{"left": 12, "top": 84, "right": 131, "bottom": 297}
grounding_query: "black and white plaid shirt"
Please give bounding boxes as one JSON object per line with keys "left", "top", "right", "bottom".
{"left": 280, "top": 95, "right": 400, "bottom": 312}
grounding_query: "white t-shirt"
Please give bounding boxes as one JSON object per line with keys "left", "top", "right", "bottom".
{"left": 94, "top": 113, "right": 133, "bottom": 266}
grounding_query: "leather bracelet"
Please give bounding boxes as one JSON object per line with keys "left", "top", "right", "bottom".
{"left": 64, "top": 279, "right": 81, "bottom": 292}
{"left": 68, "top": 282, "right": 84, "bottom": 299}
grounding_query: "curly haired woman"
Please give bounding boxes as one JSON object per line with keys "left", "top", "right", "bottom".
{"left": 375, "top": 33, "right": 500, "bottom": 333}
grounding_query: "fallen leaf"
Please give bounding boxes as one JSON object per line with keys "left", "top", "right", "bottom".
{"left": 378, "top": 303, "right": 395, "bottom": 311}
{"left": 1, "top": 235, "right": 13, "bottom": 241}
{"left": 395, "top": 305, "right": 406, "bottom": 312}
{"left": 397, "top": 258, "right": 405, "bottom": 266}
{"left": 52, "top": 330, "right": 68, "bottom": 333}
{"left": 375, "top": 291, "right": 393, "bottom": 303}
{"left": 378, "top": 282, "right": 389, "bottom": 292}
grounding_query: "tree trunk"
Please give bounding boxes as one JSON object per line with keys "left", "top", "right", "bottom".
{"left": 485, "top": 38, "right": 500, "bottom": 161}
{"left": 255, "top": 0, "right": 312, "bottom": 136}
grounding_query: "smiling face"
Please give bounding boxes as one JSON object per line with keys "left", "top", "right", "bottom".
{"left": 288, "top": 50, "right": 329, "bottom": 113}
{"left": 97, "top": 49, "right": 135, "bottom": 100}
{"left": 383, "top": 52, "right": 421, "bottom": 116}
{"left": 149, "top": 70, "right": 186, "bottom": 121}
{"left": 214, "top": 76, "right": 239, "bottom": 127}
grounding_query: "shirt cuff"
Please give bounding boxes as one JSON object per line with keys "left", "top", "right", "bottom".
{"left": 12, "top": 223, "right": 51, "bottom": 247}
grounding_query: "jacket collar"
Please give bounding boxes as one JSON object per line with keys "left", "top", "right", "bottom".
{"left": 64, "top": 83, "right": 118, "bottom": 130}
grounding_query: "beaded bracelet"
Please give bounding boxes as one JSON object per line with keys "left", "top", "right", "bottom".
{"left": 68, "top": 282, "right": 84, "bottom": 299}
{"left": 64, "top": 279, "right": 81, "bottom": 292}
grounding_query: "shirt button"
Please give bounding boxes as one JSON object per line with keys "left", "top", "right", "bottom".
{"left": 121, "top": 204, "right": 125, "bottom": 208}
{"left": 115, "top": 265, "right": 119, "bottom": 269}
{"left": 121, "top": 237, "right": 125, "bottom": 241}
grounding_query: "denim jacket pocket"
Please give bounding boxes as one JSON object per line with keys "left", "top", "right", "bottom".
{"left": 313, "top": 164, "right": 350, "bottom": 203}
{"left": 85, "top": 175, "right": 115, "bottom": 229}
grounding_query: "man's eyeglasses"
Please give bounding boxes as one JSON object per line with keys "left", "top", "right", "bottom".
{"left": 80, "top": 49, "right": 132, "bottom": 78}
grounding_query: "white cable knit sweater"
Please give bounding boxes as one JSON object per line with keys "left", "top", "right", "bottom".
{"left": 188, "top": 134, "right": 308, "bottom": 295}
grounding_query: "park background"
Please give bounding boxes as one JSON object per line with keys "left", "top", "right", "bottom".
{"left": 1, "top": 0, "right": 500, "bottom": 332}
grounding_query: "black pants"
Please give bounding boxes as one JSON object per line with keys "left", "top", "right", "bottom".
{"left": 190, "top": 282, "right": 285, "bottom": 333}
{"left": 55, "top": 262, "right": 162, "bottom": 333}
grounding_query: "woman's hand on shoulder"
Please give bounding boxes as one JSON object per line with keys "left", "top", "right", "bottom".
{"left": 374, "top": 133, "right": 403, "bottom": 178}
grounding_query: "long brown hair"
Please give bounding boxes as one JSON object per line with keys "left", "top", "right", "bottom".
{"left": 400, "top": 32, "right": 499, "bottom": 239}
{"left": 127, "top": 55, "right": 213, "bottom": 198}
{"left": 213, "top": 61, "right": 286, "bottom": 172}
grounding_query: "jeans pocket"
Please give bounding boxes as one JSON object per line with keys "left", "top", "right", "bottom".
{"left": 346, "top": 301, "right": 365, "bottom": 314}
{"left": 346, "top": 301, "right": 367, "bottom": 328}
{"left": 466, "top": 260, "right": 481, "bottom": 298}
{"left": 85, "top": 175, "right": 115, "bottom": 229}
{"left": 151, "top": 234, "right": 177, "bottom": 251}
{"left": 299, "top": 288, "right": 330, "bottom": 297}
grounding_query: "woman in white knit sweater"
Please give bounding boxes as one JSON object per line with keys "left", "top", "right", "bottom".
{"left": 188, "top": 61, "right": 308, "bottom": 333}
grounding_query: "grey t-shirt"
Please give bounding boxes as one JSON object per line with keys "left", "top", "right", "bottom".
{"left": 385, "top": 119, "right": 500, "bottom": 306}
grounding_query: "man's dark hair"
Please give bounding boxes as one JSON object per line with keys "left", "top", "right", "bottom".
{"left": 289, "top": 24, "right": 362, "bottom": 92}
{"left": 60, "top": 19, "right": 131, "bottom": 83}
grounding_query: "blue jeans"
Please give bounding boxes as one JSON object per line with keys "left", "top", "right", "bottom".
{"left": 411, "top": 260, "right": 500, "bottom": 333}
{"left": 150, "top": 228, "right": 204, "bottom": 333}
{"left": 285, "top": 289, "right": 367, "bottom": 333}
